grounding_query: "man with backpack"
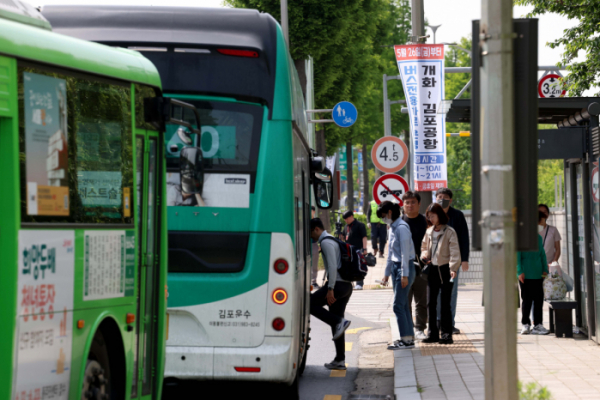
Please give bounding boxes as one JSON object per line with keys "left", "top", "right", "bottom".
{"left": 309, "top": 218, "right": 353, "bottom": 370}
{"left": 343, "top": 210, "right": 368, "bottom": 290}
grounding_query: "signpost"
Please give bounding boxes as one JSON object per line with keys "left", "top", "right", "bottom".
{"left": 371, "top": 136, "right": 409, "bottom": 173}
{"left": 538, "top": 74, "right": 566, "bottom": 98}
{"left": 372, "top": 174, "right": 409, "bottom": 205}
{"left": 332, "top": 101, "right": 358, "bottom": 128}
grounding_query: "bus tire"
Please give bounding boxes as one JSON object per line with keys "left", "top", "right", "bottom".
{"left": 82, "top": 325, "right": 125, "bottom": 400}
{"left": 280, "top": 374, "right": 300, "bottom": 400}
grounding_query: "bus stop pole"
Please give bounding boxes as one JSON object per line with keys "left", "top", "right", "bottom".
{"left": 480, "top": 0, "right": 518, "bottom": 398}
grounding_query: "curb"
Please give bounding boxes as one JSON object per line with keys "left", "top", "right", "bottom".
{"left": 390, "top": 317, "right": 421, "bottom": 400}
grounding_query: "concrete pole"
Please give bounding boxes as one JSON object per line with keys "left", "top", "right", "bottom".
{"left": 480, "top": 0, "right": 518, "bottom": 398}
{"left": 383, "top": 74, "right": 390, "bottom": 137}
{"left": 280, "top": 0, "right": 289, "bottom": 48}
{"left": 410, "top": 0, "right": 431, "bottom": 212}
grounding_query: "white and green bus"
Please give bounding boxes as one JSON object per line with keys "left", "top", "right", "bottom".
{"left": 43, "top": 5, "right": 334, "bottom": 398}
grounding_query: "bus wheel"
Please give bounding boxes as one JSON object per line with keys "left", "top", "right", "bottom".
{"left": 280, "top": 374, "right": 300, "bottom": 400}
{"left": 82, "top": 329, "right": 121, "bottom": 400}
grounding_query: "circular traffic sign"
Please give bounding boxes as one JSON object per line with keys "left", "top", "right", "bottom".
{"left": 332, "top": 101, "right": 357, "bottom": 128}
{"left": 372, "top": 174, "right": 409, "bottom": 205}
{"left": 371, "top": 136, "right": 409, "bottom": 173}
{"left": 538, "top": 74, "right": 566, "bottom": 98}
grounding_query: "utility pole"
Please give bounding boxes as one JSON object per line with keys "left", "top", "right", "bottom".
{"left": 410, "top": 0, "right": 431, "bottom": 213}
{"left": 280, "top": 0, "right": 289, "bottom": 47}
{"left": 480, "top": 0, "right": 518, "bottom": 398}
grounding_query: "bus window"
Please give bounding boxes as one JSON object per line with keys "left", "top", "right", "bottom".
{"left": 18, "top": 65, "right": 133, "bottom": 224}
{"left": 165, "top": 100, "right": 263, "bottom": 207}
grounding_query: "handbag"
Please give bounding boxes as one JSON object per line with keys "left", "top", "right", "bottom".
{"left": 543, "top": 273, "right": 567, "bottom": 300}
{"left": 365, "top": 253, "right": 377, "bottom": 267}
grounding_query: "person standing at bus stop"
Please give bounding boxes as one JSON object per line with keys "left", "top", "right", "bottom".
{"left": 368, "top": 199, "right": 387, "bottom": 258}
{"left": 344, "top": 210, "right": 368, "bottom": 290}
{"left": 402, "top": 191, "right": 429, "bottom": 340}
{"left": 309, "top": 218, "right": 352, "bottom": 370}
{"left": 435, "top": 188, "right": 469, "bottom": 335}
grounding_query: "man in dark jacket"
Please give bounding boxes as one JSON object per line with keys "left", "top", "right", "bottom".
{"left": 435, "top": 188, "right": 469, "bottom": 335}
{"left": 344, "top": 210, "right": 368, "bottom": 290}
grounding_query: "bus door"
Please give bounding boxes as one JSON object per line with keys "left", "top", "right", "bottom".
{"left": 133, "top": 131, "right": 161, "bottom": 398}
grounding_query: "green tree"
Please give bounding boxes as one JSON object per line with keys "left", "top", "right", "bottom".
{"left": 515, "top": 0, "right": 599, "bottom": 96}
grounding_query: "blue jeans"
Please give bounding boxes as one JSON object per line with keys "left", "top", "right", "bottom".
{"left": 437, "top": 269, "right": 459, "bottom": 327}
{"left": 392, "top": 261, "right": 416, "bottom": 340}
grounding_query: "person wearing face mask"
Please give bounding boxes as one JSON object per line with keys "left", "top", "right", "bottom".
{"left": 421, "top": 203, "right": 461, "bottom": 344}
{"left": 379, "top": 201, "right": 416, "bottom": 349}
{"left": 538, "top": 204, "right": 561, "bottom": 265}
{"left": 434, "top": 188, "right": 469, "bottom": 335}
{"left": 517, "top": 211, "right": 550, "bottom": 335}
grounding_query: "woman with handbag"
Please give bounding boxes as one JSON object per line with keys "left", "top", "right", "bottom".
{"left": 518, "top": 211, "right": 550, "bottom": 335}
{"left": 420, "top": 203, "right": 461, "bottom": 344}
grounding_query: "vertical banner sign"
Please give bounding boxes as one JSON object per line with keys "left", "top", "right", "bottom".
{"left": 14, "top": 230, "right": 75, "bottom": 400}
{"left": 395, "top": 44, "right": 448, "bottom": 191}
{"left": 339, "top": 146, "right": 347, "bottom": 181}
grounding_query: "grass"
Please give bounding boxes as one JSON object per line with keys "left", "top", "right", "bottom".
{"left": 518, "top": 382, "right": 552, "bottom": 400}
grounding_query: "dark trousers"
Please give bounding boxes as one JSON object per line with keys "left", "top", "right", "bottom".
{"left": 427, "top": 264, "right": 454, "bottom": 339}
{"left": 371, "top": 223, "right": 387, "bottom": 252}
{"left": 409, "top": 272, "right": 428, "bottom": 331}
{"left": 519, "top": 279, "right": 544, "bottom": 326}
{"left": 310, "top": 281, "right": 353, "bottom": 361}
{"left": 355, "top": 248, "right": 365, "bottom": 286}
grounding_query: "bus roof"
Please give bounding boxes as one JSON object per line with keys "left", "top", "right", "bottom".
{"left": 43, "top": 6, "right": 279, "bottom": 111}
{"left": 0, "top": 0, "right": 51, "bottom": 31}
{"left": 0, "top": 8, "right": 161, "bottom": 88}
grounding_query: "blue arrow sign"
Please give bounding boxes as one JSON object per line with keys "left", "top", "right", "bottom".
{"left": 332, "top": 101, "right": 357, "bottom": 128}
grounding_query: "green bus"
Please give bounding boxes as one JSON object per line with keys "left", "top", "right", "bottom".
{"left": 0, "top": 3, "right": 205, "bottom": 399}
{"left": 43, "top": 5, "right": 334, "bottom": 398}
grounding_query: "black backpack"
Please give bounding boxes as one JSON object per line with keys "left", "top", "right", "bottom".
{"left": 321, "top": 236, "right": 368, "bottom": 281}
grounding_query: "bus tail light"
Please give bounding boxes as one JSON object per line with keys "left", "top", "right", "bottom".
{"left": 217, "top": 48, "right": 259, "bottom": 58}
{"left": 272, "top": 318, "right": 285, "bottom": 331}
{"left": 234, "top": 367, "right": 261, "bottom": 373}
{"left": 274, "top": 259, "right": 289, "bottom": 274}
{"left": 272, "top": 289, "right": 288, "bottom": 304}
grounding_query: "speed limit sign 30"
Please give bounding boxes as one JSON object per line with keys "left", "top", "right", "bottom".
{"left": 371, "top": 137, "right": 409, "bottom": 173}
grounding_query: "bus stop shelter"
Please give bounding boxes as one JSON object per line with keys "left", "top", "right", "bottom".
{"left": 445, "top": 96, "right": 600, "bottom": 341}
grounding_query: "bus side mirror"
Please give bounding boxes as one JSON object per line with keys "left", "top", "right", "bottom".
{"left": 313, "top": 167, "right": 333, "bottom": 209}
{"left": 180, "top": 147, "right": 204, "bottom": 195}
{"left": 310, "top": 156, "right": 325, "bottom": 173}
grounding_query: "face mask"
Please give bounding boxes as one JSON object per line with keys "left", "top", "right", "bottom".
{"left": 538, "top": 225, "right": 544, "bottom": 233}
{"left": 437, "top": 198, "right": 450, "bottom": 209}
{"left": 383, "top": 217, "right": 393, "bottom": 225}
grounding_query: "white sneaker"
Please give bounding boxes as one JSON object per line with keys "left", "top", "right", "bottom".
{"left": 530, "top": 324, "right": 549, "bottom": 335}
{"left": 415, "top": 330, "right": 427, "bottom": 340}
{"left": 520, "top": 324, "right": 531, "bottom": 335}
{"left": 332, "top": 319, "right": 351, "bottom": 340}
{"left": 354, "top": 284, "right": 363, "bottom": 290}
{"left": 324, "top": 359, "right": 346, "bottom": 370}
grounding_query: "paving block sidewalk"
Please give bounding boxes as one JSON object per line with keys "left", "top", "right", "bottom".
{"left": 390, "top": 283, "right": 600, "bottom": 399}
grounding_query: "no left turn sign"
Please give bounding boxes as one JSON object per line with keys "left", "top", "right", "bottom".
{"left": 371, "top": 136, "right": 409, "bottom": 173}
{"left": 372, "top": 174, "right": 409, "bottom": 205}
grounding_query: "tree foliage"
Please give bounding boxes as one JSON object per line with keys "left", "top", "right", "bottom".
{"left": 515, "top": 0, "right": 600, "bottom": 96}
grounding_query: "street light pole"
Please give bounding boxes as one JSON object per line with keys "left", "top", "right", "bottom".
{"left": 410, "top": 0, "right": 431, "bottom": 212}
{"left": 427, "top": 24, "right": 442, "bottom": 44}
{"left": 480, "top": 0, "right": 518, "bottom": 398}
{"left": 281, "top": 0, "right": 289, "bottom": 47}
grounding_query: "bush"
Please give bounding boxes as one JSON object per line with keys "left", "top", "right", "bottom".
{"left": 518, "top": 381, "right": 552, "bottom": 400}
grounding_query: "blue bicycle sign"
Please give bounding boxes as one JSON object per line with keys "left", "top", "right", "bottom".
{"left": 332, "top": 101, "right": 357, "bottom": 128}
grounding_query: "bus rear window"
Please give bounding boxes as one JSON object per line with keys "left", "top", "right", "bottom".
{"left": 165, "top": 100, "right": 263, "bottom": 204}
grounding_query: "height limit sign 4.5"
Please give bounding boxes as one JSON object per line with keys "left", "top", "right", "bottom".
{"left": 371, "top": 136, "right": 409, "bottom": 173}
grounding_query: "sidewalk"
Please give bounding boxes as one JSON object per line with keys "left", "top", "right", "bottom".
{"left": 390, "top": 283, "right": 600, "bottom": 399}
